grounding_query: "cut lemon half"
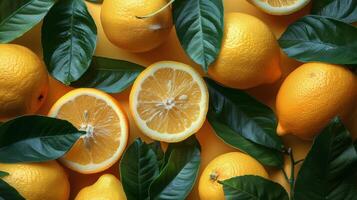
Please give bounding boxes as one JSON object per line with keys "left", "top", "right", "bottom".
{"left": 130, "top": 61, "right": 208, "bottom": 143}
{"left": 48, "top": 88, "right": 129, "bottom": 174}
{"left": 248, "top": 0, "right": 310, "bottom": 15}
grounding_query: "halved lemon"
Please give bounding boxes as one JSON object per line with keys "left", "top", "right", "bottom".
{"left": 248, "top": 0, "right": 310, "bottom": 15}
{"left": 48, "top": 88, "right": 129, "bottom": 174}
{"left": 130, "top": 61, "right": 208, "bottom": 143}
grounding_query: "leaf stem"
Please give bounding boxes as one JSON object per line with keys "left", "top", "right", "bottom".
{"left": 288, "top": 148, "right": 295, "bottom": 200}
{"left": 136, "top": 0, "right": 175, "bottom": 19}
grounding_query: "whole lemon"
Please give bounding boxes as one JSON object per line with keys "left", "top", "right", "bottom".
{"left": 198, "top": 152, "right": 268, "bottom": 200}
{"left": 208, "top": 13, "right": 281, "bottom": 89}
{"left": 75, "top": 174, "right": 127, "bottom": 200}
{"left": 276, "top": 62, "right": 357, "bottom": 140}
{"left": 101, "top": 0, "right": 173, "bottom": 52}
{"left": 0, "top": 161, "right": 70, "bottom": 200}
{"left": 0, "top": 44, "right": 48, "bottom": 120}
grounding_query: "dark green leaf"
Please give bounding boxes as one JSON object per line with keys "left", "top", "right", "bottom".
{"left": 294, "top": 118, "right": 357, "bottom": 200}
{"left": 0, "top": 171, "right": 9, "bottom": 178}
{"left": 206, "top": 78, "right": 284, "bottom": 151}
{"left": 279, "top": 15, "right": 357, "bottom": 65}
{"left": 220, "top": 175, "right": 289, "bottom": 200}
{"left": 173, "top": 0, "right": 224, "bottom": 72}
{"left": 42, "top": 0, "right": 97, "bottom": 85}
{"left": 149, "top": 136, "right": 201, "bottom": 200}
{"left": 120, "top": 138, "right": 159, "bottom": 200}
{"left": 0, "top": 179, "right": 25, "bottom": 200}
{"left": 0, "top": 115, "right": 84, "bottom": 163}
{"left": 0, "top": 0, "right": 56, "bottom": 43}
{"left": 85, "top": 0, "right": 103, "bottom": 3}
{"left": 312, "top": 0, "right": 357, "bottom": 23}
{"left": 208, "top": 116, "right": 284, "bottom": 168}
{"left": 71, "top": 56, "right": 144, "bottom": 93}
{"left": 148, "top": 141, "right": 165, "bottom": 170}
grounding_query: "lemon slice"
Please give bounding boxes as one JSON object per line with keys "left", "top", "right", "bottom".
{"left": 48, "top": 88, "right": 129, "bottom": 174}
{"left": 130, "top": 61, "right": 208, "bottom": 143}
{"left": 248, "top": 0, "right": 310, "bottom": 15}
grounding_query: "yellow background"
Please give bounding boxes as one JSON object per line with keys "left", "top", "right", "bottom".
{"left": 12, "top": 0, "right": 357, "bottom": 199}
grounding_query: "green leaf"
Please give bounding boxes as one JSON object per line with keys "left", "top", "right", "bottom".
{"left": 0, "top": 115, "right": 84, "bottom": 163}
{"left": 85, "top": 0, "right": 103, "bottom": 3}
{"left": 42, "top": 0, "right": 97, "bottom": 85}
{"left": 119, "top": 138, "right": 159, "bottom": 200}
{"left": 294, "top": 117, "right": 357, "bottom": 200}
{"left": 0, "top": 171, "right": 9, "bottom": 178}
{"left": 205, "top": 78, "right": 284, "bottom": 151}
{"left": 0, "top": 0, "right": 56, "bottom": 43}
{"left": 148, "top": 141, "right": 165, "bottom": 170}
{"left": 173, "top": 0, "right": 224, "bottom": 72}
{"left": 0, "top": 179, "right": 25, "bottom": 200}
{"left": 149, "top": 136, "right": 201, "bottom": 200}
{"left": 208, "top": 116, "right": 284, "bottom": 168}
{"left": 206, "top": 78, "right": 284, "bottom": 167}
{"left": 311, "top": 0, "right": 357, "bottom": 23}
{"left": 279, "top": 15, "right": 357, "bottom": 65}
{"left": 220, "top": 175, "right": 289, "bottom": 200}
{"left": 71, "top": 56, "right": 144, "bottom": 93}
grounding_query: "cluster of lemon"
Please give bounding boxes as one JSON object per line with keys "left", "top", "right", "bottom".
{"left": 0, "top": 0, "right": 355, "bottom": 199}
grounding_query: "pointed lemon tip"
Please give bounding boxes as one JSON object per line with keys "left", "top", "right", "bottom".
{"left": 277, "top": 123, "right": 288, "bottom": 136}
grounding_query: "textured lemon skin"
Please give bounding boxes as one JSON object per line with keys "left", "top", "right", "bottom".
{"left": 0, "top": 44, "right": 48, "bottom": 120}
{"left": 208, "top": 13, "right": 281, "bottom": 89}
{"left": 198, "top": 152, "right": 268, "bottom": 200}
{"left": 276, "top": 63, "right": 357, "bottom": 140}
{"left": 101, "top": 0, "right": 173, "bottom": 52}
{"left": 75, "top": 174, "right": 127, "bottom": 200}
{"left": 0, "top": 161, "right": 70, "bottom": 200}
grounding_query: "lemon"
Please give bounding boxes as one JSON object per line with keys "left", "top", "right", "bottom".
{"left": 130, "top": 61, "right": 208, "bottom": 143}
{"left": 101, "top": 0, "right": 173, "bottom": 52}
{"left": 208, "top": 13, "right": 281, "bottom": 89}
{"left": 75, "top": 174, "right": 127, "bottom": 200}
{"left": 248, "top": 0, "right": 311, "bottom": 15}
{"left": 48, "top": 88, "right": 129, "bottom": 174}
{"left": 198, "top": 152, "right": 269, "bottom": 200}
{"left": 276, "top": 63, "right": 357, "bottom": 140}
{"left": 0, "top": 44, "right": 48, "bottom": 120}
{"left": 0, "top": 161, "right": 69, "bottom": 200}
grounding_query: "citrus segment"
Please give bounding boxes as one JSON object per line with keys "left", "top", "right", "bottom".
{"left": 48, "top": 88, "right": 129, "bottom": 174}
{"left": 248, "top": 0, "right": 310, "bottom": 15}
{"left": 130, "top": 61, "right": 208, "bottom": 142}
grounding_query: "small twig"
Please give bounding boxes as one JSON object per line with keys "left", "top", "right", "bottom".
{"left": 136, "top": 0, "right": 175, "bottom": 19}
{"left": 281, "top": 168, "right": 289, "bottom": 183}
{"left": 294, "top": 159, "right": 304, "bottom": 165}
{"left": 288, "top": 148, "right": 295, "bottom": 200}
